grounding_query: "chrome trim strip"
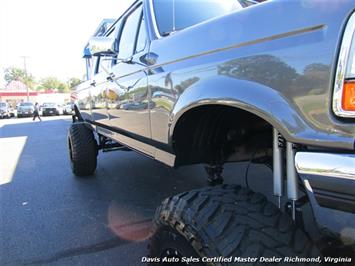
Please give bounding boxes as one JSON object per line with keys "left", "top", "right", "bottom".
{"left": 155, "top": 149, "right": 176, "bottom": 167}
{"left": 96, "top": 125, "right": 155, "bottom": 156}
{"left": 96, "top": 125, "right": 176, "bottom": 167}
{"left": 111, "top": 24, "right": 325, "bottom": 81}
{"left": 333, "top": 12, "right": 355, "bottom": 118}
{"left": 295, "top": 152, "right": 355, "bottom": 180}
{"left": 150, "top": 25, "right": 325, "bottom": 71}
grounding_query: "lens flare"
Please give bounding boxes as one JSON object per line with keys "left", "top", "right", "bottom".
{"left": 108, "top": 202, "right": 154, "bottom": 242}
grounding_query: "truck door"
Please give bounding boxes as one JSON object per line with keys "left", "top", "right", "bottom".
{"left": 90, "top": 53, "right": 113, "bottom": 127}
{"left": 75, "top": 80, "right": 92, "bottom": 121}
{"left": 106, "top": 3, "right": 151, "bottom": 143}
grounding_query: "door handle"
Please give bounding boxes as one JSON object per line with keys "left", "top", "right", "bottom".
{"left": 141, "top": 52, "right": 158, "bottom": 66}
{"left": 122, "top": 56, "right": 133, "bottom": 64}
{"left": 90, "top": 80, "right": 96, "bottom": 86}
{"left": 106, "top": 73, "right": 115, "bottom": 82}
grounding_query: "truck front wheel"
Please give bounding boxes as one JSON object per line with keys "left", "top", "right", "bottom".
{"left": 149, "top": 185, "right": 320, "bottom": 265}
{"left": 68, "top": 122, "right": 98, "bottom": 177}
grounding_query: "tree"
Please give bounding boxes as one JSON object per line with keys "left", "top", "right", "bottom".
{"left": 4, "top": 66, "right": 35, "bottom": 89}
{"left": 39, "top": 77, "right": 69, "bottom": 93}
{"left": 218, "top": 55, "right": 299, "bottom": 91}
{"left": 67, "top": 77, "right": 82, "bottom": 89}
{"left": 299, "top": 63, "right": 329, "bottom": 95}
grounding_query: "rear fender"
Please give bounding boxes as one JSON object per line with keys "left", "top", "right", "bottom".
{"left": 169, "top": 76, "right": 354, "bottom": 150}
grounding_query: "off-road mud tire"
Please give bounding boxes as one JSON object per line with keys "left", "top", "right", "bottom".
{"left": 68, "top": 122, "right": 98, "bottom": 177}
{"left": 149, "top": 185, "right": 321, "bottom": 265}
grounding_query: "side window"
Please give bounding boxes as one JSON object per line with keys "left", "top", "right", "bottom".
{"left": 94, "top": 29, "right": 116, "bottom": 74}
{"left": 118, "top": 5, "right": 142, "bottom": 59}
{"left": 153, "top": 0, "right": 242, "bottom": 35}
{"left": 97, "top": 56, "right": 113, "bottom": 74}
{"left": 135, "top": 14, "right": 147, "bottom": 53}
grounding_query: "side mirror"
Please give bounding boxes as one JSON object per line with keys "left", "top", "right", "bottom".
{"left": 88, "top": 37, "right": 117, "bottom": 56}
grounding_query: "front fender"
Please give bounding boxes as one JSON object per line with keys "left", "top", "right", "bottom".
{"left": 169, "top": 76, "right": 354, "bottom": 150}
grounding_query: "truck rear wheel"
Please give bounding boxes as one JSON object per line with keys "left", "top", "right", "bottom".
{"left": 68, "top": 122, "right": 98, "bottom": 177}
{"left": 149, "top": 185, "right": 320, "bottom": 265}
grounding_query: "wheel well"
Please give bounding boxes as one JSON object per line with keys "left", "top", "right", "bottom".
{"left": 172, "top": 105, "right": 273, "bottom": 166}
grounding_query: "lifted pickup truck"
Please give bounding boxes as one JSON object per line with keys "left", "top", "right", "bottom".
{"left": 68, "top": 0, "right": 355, "bottom": 262}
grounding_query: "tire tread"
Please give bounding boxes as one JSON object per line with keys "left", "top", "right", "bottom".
{"left": 68, "top": 123, "right": 97, "bottom": 176}
{"left": 150, "top": 185, "right": 321, "bottom": 265}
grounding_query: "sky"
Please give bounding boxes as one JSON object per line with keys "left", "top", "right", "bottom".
{"left": 0, "top": 0, "right": 135, "bottom": 87}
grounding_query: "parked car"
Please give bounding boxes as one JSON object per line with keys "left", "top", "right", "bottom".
{"left": 41, "top": 103, "right": 64, "bottom": 116}
{"left": 63, "top": 103, "right": 73, "bottom": 115}
{"left": 17, "top": 102, "right": 34, "bottom": 118}
{"left": 9, "top": 106, "right": 16, "bottom": 117}
{"left": 0, "top": 102, "right": 13, "bottom": 118}
{"left": 68, "top": 0, "right": 355, "bottom": 260}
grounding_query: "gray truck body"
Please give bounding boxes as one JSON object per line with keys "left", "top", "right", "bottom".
{"left": 74, "top": 0, "right": 355, "bottom": 249}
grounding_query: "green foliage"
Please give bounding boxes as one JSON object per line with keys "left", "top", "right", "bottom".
{"left": 4, "top": 66, "right": 35, "bottom": 89}
{"left": 67, "top": 77, "right": 82, "bottom": 89}
{"left": 3, "top": 66, "right": 82, "bottom": 93}
{"left": 39, "top": 77, "right": 69, "bottom": 93}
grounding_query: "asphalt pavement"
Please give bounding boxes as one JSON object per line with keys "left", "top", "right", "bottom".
{"left": 0, "top": 116, "right": 273, "bottom": 266}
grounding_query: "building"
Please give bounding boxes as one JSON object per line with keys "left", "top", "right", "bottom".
{"left": 0, "top": 80, "right": 71, "bottom": 107}
{"left": 0, "top": 80, "right": 35, "bottom": 106}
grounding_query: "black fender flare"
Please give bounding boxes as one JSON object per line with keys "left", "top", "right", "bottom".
{"left": 72, "top": 104, "right": 84, "bottom": 122}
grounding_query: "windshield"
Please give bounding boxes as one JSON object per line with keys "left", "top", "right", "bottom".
{"left": 43, "top": 103, "right": 56, "bottom": 107}
{"left": 20, "top": 102, "right": 33, "bottom": 107}
{"left": 153, "top": 0, "right": 249, "bottom": 36}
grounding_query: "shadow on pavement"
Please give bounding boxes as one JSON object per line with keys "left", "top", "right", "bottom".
{"left": 0, "top": 117, "right": 273, "bottom": 265}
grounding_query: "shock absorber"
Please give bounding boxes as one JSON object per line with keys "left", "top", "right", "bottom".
{"left": 273, "top": 128, "right": 300, "bottom": 221}
{"left": 273, "top": 128, "right": 285, "bottom": 209}
{"left": 286, "top": 141, "right": 299, "bottom": 221}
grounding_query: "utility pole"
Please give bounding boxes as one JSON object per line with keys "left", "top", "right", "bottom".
{"left": 21, "top": 56, "right": 29, "bottom": 101}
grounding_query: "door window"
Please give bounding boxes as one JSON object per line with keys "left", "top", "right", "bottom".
{"left": 94, "top": 29, "right": 117, "bottom": 74}
{"left": 153, "top": 0, "right": 244, "bottom": 35}
{"left": 96, "top": 56, "right": 114, "bottom": 74}
{"left": 135, "top": 14, "right": 147, "bottom": 53}
{"left": 118, "top": 5, "right": 142, "bottom": 59}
